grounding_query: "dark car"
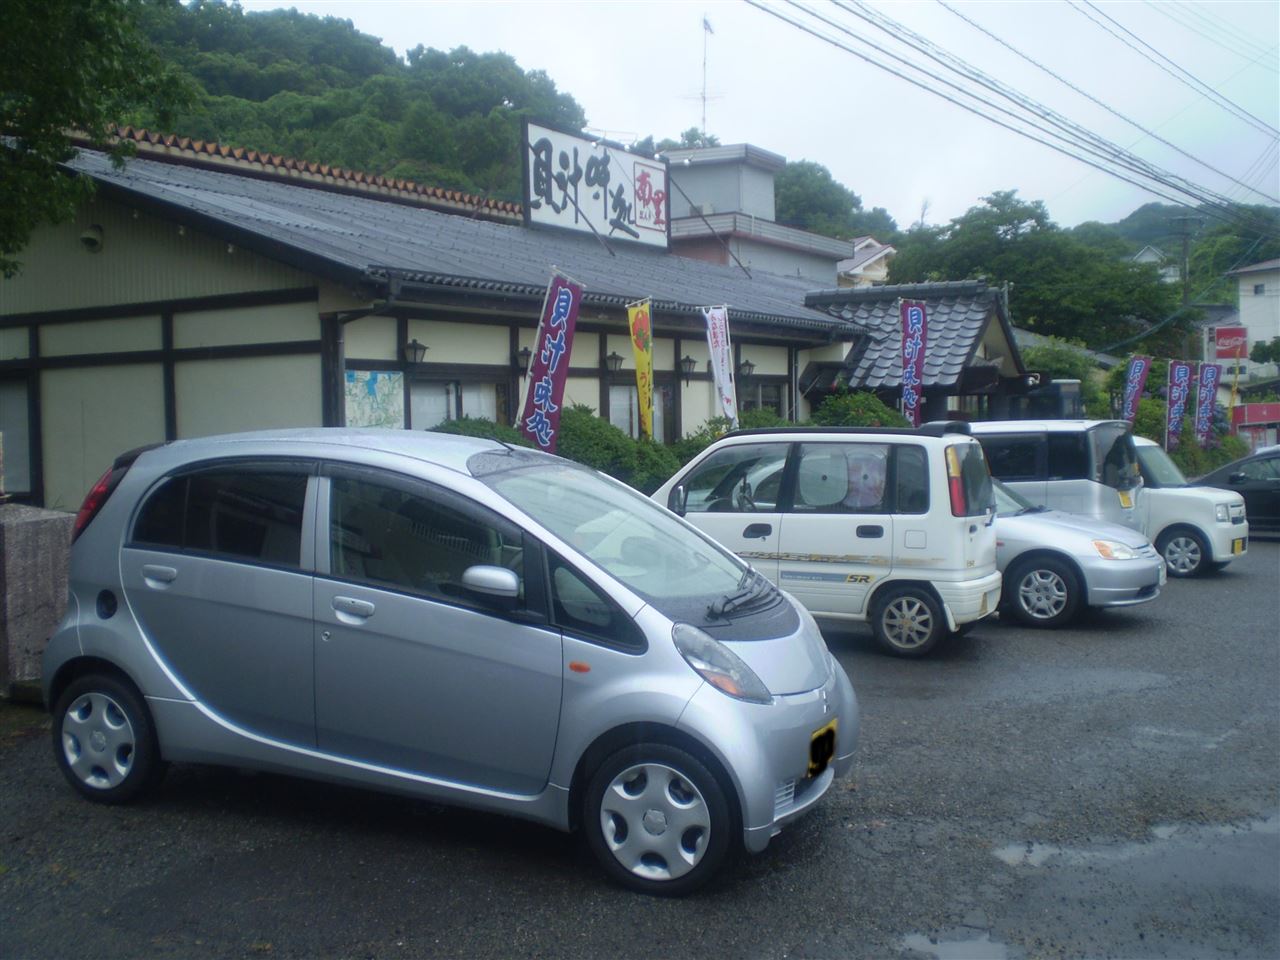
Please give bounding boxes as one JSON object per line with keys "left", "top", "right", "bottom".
{"left": 1197, "top": 448, "right": 1280, "bottom": 531}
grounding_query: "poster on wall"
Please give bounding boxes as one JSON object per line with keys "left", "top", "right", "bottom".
{"left": 522, "top": 122, "right": 669, "bottom": 249}
{"left": 517, "top": 271, "right": 583, "bottom": 452}
{"left": 345, "top": 370, "right": 404, "bottom": 429}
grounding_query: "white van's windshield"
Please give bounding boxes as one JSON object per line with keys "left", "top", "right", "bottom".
{"left": 1136, "top": 444, "right": 1188, "bottom": 488}
{"left": 476, "top": 458, "right": 749, "bottom": 602}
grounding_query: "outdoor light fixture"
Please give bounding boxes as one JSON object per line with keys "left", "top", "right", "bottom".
{"left": 402, "top": 338, "right": 428, "bottom": 365}
{"left": 605, "top": 351, "right": 625, "bottom": 373}
{"left": 737, "top": 358, "right": 756, "bottom": 380}
{"left": 679, "top": 355, "right": 698, "bottom": 384}
{"left": 516, "top": 346, "right": 532, "bottom": 374}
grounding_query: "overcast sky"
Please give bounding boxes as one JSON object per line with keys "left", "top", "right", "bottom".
{"left": 240, "top": 0, "right": 1279, "bottom": 231}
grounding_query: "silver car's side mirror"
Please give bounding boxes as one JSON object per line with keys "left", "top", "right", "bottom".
{"left": 670, "top": 483, "right": 688, "bottom": 516}
{"left": 461, "top": 565, "right": 520, "bottom": 599}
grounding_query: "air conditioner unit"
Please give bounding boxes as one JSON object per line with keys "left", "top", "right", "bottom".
{"left": 694, "top": 202, "right": 715, "bottom": 216}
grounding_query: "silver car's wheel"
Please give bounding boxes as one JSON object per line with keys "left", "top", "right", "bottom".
{"left": 52, "top": 674, "right": 164, "bottom": 803}
{"left": 62, "top": 692, "right": 135, "bottom": 789}
{"left": 584, "top": 744, "right": 734, "bottom": 895}
{"left": 1157, "top": 528, "right": 1207, "bottom": 578}
{"left": 871, "top": 586, "right": 945, "bottom": 657}
{"left": 1007, "top": 556, "right": 1080, "bottom": 628}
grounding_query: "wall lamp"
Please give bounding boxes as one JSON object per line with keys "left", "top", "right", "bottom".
{"left": 604, "top": 351, "right": 625, "bottom": 373}
{"left": 679, "top": 354, "right": 698, "bottom": 385}
{"left": 737, "top": 358, "right": 756, "bottom": 380}
{"left": 516, "top": 346, "right": 532, "bottom": 374}
{"left": 402, "top": 338, "right": 428, "bottom": 365}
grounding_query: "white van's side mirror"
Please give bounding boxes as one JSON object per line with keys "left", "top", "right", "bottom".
{"left": 670, "top": 484, "right": 688, "bottom": 516}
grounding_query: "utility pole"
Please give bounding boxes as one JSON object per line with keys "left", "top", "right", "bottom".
{"left": 1170, "top": 215, "right": 1204, "bottom": 307}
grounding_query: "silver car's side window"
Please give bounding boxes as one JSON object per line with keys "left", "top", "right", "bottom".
{"left": 328, "top": 475, "right": 524, "bottom": 607}
{"left": 546, "top": 553, "right": 644, "bottom": 651}
{"left": 132, "top": 467, "right": 308, "bottom": 568}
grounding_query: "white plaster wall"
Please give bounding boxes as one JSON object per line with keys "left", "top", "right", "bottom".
{"left": 407, "top": 319, "right": 507, "bottom": 365}
{"left": 344, "top": 315, "right": 398, "bottom": 361}
{"left": 40, "top": 365, "right": 166, "bottom": 510}
{"left": 41, "top": 316, "right": 161, "bottom": 356}
{"left": 176, "top": 355, "right": 322, "bottom": 438}
{"left": 174, "top": 301, "right": 319, "bottom": 349}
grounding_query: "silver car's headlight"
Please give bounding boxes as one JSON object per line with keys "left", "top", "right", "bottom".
{"left": 672, "top": 623, "right": 772, "bottom": 704}
{"left": 1093, "top": 539, "right": 1137, "bottom": 560}
{"left": 1215, "top": 503, "right": 1230, "bottom": 522}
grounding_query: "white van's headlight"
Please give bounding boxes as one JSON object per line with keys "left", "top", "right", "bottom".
{"left": 1215, "top": 503, "right": 1230, "bottom": 522}
{"left": 672, "top": 623, "right": 772, "bottom": 704}
{"left": 1093, "top": 539, "right": 1136, "bottom": 560}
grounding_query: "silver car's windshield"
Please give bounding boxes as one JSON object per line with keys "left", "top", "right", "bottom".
{"left": 478, "top": 460, "right": 748, "bottom": 602}
{"left": 1137, "top": 445, "right": 1188, "bottom": 488}
{"left": 992, "top": 478, "right": 1045, "bottom": 516}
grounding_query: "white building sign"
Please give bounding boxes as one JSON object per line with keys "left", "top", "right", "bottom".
{"left": 523, "top": 122, "right": 669, "bottom": 249}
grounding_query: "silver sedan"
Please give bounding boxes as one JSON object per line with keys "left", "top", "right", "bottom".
{"left": 993, "top": 479, "right": 1166, "bottom": 628}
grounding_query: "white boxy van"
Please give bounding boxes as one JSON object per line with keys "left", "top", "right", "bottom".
{"left": 1133, "top": 436, "right": 1249, "bottom": 577}
{"left": 652, "top": 423, "right": 1002, "bottom": 658}
{"left": 967, "top": 420, "right": 1144, "bottom": 531}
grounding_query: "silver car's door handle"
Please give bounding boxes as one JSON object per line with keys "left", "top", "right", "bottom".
{"left": 332, "top": 596, "right": 375, "bottom": 619}
{"left": 141, "top": 564, "right": 178, "bottom": 587}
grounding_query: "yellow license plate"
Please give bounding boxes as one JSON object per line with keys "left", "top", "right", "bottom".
{"left": 808, "top": 718, "right": 837, "bottom": 778}
{"left": 1233, "top": 538, "right": 1247, "bottom": 555}
{"left": 1118, "top": 490, "right": 1133, "bottom": 508}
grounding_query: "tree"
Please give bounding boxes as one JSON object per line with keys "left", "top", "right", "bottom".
{"left": 655, "top": 128, "right": 720, "bottom": 152}
{"left": 889, "top": 191, "right": 1184, "bottom": 352}
{"left": 1019, "top": 338, "right": 1108, "bottom": 416}
{"left": 1251, "top": 337, "right": 1280, "bottom": 364}
{"left": 0, "top": 0, "right": 190, "bottom": 276}
{"left": 773, "top": 160, "right": 898, "bottom": 240}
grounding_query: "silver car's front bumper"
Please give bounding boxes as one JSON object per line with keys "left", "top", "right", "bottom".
{"left": 678, "top": 658, "right": 859, "bottom": 855}
{"left": 1082, "top": 548, "right": 1165, "bottom": 607}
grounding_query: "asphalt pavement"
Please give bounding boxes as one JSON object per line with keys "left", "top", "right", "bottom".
{"left": 1, "top": 539, "right": 1276, "bottom": 959}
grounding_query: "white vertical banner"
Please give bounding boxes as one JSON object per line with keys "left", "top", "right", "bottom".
{"left": 702, "top": 305, "right": 738, "bottom": 429}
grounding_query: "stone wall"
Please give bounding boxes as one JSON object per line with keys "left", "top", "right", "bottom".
{"left": 0, "top": 505, "right": 73, "bottom": 697}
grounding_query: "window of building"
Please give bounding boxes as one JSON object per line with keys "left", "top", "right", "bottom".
{"left": 1255, "top": 283, "right": 1266, "bottom": 296}
{"left": 739, "top": 381, "right": 787, "bottom": 418}
{"left": 410, "top": 380, "right": 507, "bottom": 430}
{"left": 0, "top": 380, "right": 31, "bottom": 495}
{"left": 133, "top": 466, "right": 308, "bottom": 567}
{"left": 329, "top": 473, "right": 525, "bottom": 610}
{"left": 608, "top": 383, "right": 671, "bottom": 442}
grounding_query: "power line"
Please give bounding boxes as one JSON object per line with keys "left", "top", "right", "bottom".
{"left": 809, "top": 0, "right": 1278, "bottom": 237}
{"left": 1142, "top": 0, "right": 1278, "bottom": 71}
{"left": 1072, "top": 0, "right": 1279, "bottom": 139}
{"left": 936, "top": 0, "right": 1279, "bottom": 205}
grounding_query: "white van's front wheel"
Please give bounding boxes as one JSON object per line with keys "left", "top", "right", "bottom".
{"left": 871, "top": 586, "right": 944, "bottom": 657}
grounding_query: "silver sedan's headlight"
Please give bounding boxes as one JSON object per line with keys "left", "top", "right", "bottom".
{"left": 1215, "top": 503, "right": 1230, "bottom": 522}
{"left": 1093, "top": 539, "right": 1137, "bottom": 560}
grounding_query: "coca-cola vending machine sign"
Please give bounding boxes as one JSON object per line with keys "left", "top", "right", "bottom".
{"left": 1214, "top": 326, "right": 1249, "bottom": 360}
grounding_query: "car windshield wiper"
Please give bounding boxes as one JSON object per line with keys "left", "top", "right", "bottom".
{"left": 1017, "top": 505, "right": 1049, "bottom": 515}
{"left": 708, "top": 569, "right": 778, "bottom": 620}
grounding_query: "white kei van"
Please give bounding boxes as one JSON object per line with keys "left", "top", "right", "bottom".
{"left": 1133, "top": 436, "right": 1249, "bottom": 577}
{"left": 652, "top": 423, "right": 1002, "bottom": 658}
{"left": 967, "top": 420, "right": 1144, "bottom": 531}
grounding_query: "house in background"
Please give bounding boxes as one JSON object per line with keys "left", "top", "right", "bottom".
{"left": 1225, "top": 259, "right": 1280, "bottom": 380}
{"left": 1132, "top": 245, "right": 1180, "bottom": 285}
{"left": 665, "top": 143, "right": 878, "bottom": 287}
{"left": 836, "top": 237, "right": 896, "bottom": 288}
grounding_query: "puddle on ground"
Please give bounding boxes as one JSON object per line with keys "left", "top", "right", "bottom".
{"left": 902, "top": 932, "right": 1011, "bottom": 959}
{"left": 992, "top": 813, "right": 1279, "bottom": 867}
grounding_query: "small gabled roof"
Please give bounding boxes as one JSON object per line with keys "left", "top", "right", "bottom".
{"left": 1227, "top": 258, "right": 1280, "bottom": 277}
{"left": 805, "top": 281, "right": 1019, "bottom": 389}
{"left": 64, "top": 147, "right": 856, "bottom": 334}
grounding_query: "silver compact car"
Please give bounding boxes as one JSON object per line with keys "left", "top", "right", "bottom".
{"left": 43, "top": 429, "right": 858, "bottom": 895}
{"left": 993, "top": 479, "right": 1165, "bottom": 628}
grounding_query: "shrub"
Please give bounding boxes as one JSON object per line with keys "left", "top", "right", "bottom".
{"left": 809, "top": 391, "right": 909, "bottom": 427}
{"left": 427, "top": 416, "right": 530, "bottom": 446}
{"left": 631, "top": 440, "right": 682, "bottom": 494}
{"left": 556, "top": 404, "right": 638, "bottom": 483}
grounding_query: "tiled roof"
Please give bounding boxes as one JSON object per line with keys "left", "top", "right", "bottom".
{"left": 806, "top": 281, "right": 1007, "bottom": 388}
{"left": 66, "top": 146, "right": 856, "bottom": 333}
{"left": 74, "top": 126, "right": 523, "bottom": 223}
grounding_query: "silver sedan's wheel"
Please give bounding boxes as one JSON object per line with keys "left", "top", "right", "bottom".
{"left": 62, "top": 692, "right": 136, "bottom": 789}
{"left": 584, "top": 744, "right": 734, "bottom": 895}
{"left": 52, "top": 674, "right": 164, "bottom": 803}
{"left": 1158, "top": 528, "right": 1207, "bottom": 578}
{"left": 1006, "top": 556, "right": 1080, "bottom": 628}
{"left": 599, "top": 762, "right": 711, "bottom": 882}
{"left": 871, "top": 586, "right": 945, "bottom": 657}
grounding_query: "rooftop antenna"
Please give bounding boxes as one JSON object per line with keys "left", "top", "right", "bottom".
{"left": 702, "top": 15, "right": 713, "bottom": 133}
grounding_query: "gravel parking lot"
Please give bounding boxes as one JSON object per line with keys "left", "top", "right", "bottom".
{"left": 2, "top": 539, "right": 1276, "bottom": 959}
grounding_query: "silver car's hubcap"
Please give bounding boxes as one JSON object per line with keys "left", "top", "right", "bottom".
{"left": 599, "top": 763, "right": 711, "bottom": 881}
{"left": 883, "top": 597, "right": 933, "bottom": 649}
{"left": 62, "top": 692, "right": 135, "bottom": 789}
{"left": 1165, "top": 537, "right": 1201, "bottom": 574}
{"left": 1018, "top": 570, "right": 1068, "bottom": 619}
